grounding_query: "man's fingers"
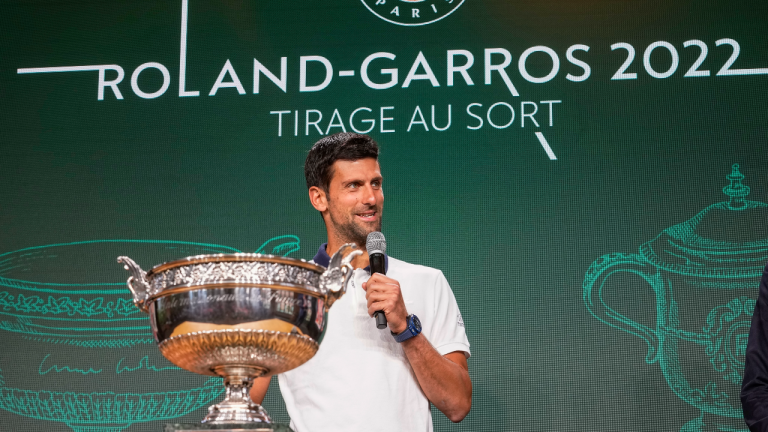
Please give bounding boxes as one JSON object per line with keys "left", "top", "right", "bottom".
{"left": 364, "top": 282, "right": 400, "bottom": 294}
{"left": 366, "top": 290, "right": 388, "bottom": 301}
{"left": 362, "top": 280, "right": 396, "bottom": 291}
{"left": 367, "top": 273, "right": 398, "bottom": 285}
{"left": 368, "top": 300, "right": 393, "bottom": 317}
{"left": 364, "top": 274, "right": 404, "bottom": 321}
{"left": 366, "top": 292, "right": 395, "bottom": 308}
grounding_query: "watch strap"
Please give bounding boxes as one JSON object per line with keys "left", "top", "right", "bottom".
{"left": 392, "top": 314, "right": 421, "bottom": 343}
{"left": 393, "top": 326, "right": 416, "bottom": 343}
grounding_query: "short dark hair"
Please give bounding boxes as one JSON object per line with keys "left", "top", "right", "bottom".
{"left": 304, "top": 133, "right": 379, "bottom": 191}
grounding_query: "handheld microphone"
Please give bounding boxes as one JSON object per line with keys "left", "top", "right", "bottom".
{"left": 366, "top": 231, "right": 388, "bottom": 330}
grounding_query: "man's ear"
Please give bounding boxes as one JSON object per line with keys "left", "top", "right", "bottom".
{"left": 308, "top": 186, "right": 328, "bottom": 212}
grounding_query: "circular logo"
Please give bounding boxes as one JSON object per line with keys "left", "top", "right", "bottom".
{"left": 361, "top": 0, "right": 465, "bottom": 26}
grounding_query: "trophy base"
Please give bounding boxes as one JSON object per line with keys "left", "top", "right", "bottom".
{"left": 163, "top": 423, "right": 293, "bottom": 432}
{"left": 680, "top": 411, "right": 747, "bottom": 432}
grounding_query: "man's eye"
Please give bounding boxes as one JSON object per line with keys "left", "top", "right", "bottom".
{"left": 348, "top": 183, "right": 358, "bottom": 189}
{"left": 372, "top": 181, "right": 381, "bottom": 188}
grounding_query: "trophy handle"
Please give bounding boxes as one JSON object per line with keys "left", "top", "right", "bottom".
{"left": 117, "top": 256, "right": 151, "bottom": 313}
{"left": 583, "top": 253, "right": 662, "bottom": 364}
{"left": 320, "top": 243, "right": 362, "bottom": 308}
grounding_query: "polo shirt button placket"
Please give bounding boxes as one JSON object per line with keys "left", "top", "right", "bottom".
{"left": 350, "top": 269, "right": 360, "bottom": 315}
{"left": 352, "top": 269, "right": 370, "bottom": 317}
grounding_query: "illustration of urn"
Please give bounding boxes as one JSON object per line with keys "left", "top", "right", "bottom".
{"left": 584, "top": 164, "right": 768, "bottom": 432}
{"left": 0, "top": 236, "right": 300, "bottom": 432}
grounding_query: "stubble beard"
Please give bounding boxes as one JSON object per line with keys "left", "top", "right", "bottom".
{"left": 327, "top": 204, "right": 382, "bottom": 248}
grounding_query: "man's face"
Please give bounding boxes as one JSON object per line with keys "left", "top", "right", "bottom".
{"left": 323, "top": 158, "right": 383, "bottom": 246}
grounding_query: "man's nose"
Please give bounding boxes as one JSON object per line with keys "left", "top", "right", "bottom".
{"left": 361, "top": 184, "right": 377, "bottom": 205}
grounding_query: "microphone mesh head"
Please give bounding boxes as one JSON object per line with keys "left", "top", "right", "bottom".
{"left": 366, "top": 232, "right": 386, "bottom": 255}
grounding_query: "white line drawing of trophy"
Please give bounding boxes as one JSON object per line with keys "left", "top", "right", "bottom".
{"left": 0, "top": 236, "right": 300, "bottom": 432}
{"left": 584, "top": 165, "right": 767, "bottom": 432}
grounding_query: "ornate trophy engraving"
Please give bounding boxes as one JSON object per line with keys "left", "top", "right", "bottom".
{"left": 118, "top": 244, "right": 361, "bottom": 429}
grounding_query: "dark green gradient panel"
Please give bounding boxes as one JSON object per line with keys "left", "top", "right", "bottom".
{"left": 1, "top": 0, "right": 767, "bottom": 431}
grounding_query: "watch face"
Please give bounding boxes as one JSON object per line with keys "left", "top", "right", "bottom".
{"left": 411, "top": 315, "right": 422, "bottom": 333}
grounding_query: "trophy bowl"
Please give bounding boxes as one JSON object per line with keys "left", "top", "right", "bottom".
{"left": 117, "top": 244, "right": 361, "bottom": 426}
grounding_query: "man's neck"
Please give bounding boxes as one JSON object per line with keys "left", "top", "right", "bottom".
{"left": 326, "top": 237, "right": 370, "bottom": 270}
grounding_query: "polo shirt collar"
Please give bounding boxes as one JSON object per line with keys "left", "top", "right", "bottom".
{"left": 313, "top": 243, "right": 389, "bottom": 273}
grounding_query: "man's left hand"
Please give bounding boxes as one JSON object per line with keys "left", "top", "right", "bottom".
{"left": 362, "top": 273, "right": 408, "bottom": 334}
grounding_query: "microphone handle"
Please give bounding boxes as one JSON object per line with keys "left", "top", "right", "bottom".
{"left": 374, "top": 311, "right": 387, "bottom": 329}
{"left": 369, "top": 253, "right": 388, "bottom": 330}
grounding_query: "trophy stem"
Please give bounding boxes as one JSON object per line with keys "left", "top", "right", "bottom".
{"left": 202, "top": 366, "right": 271, "bottom": 424}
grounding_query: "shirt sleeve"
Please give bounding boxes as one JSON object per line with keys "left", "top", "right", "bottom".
{"left": 427, "top": 270, "right": 471, "bottom": 358}
{"left": 742, "top": 263, "right": 768, "bottom": 432}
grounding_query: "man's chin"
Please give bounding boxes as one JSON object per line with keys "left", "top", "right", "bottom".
{"left": 344, "top": 225, "right": 381, "bottom": 246}
{"left": 362, "top": 223, "right": 382, "bottom": 237}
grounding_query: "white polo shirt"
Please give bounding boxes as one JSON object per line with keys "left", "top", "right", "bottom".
{"left": 277, "top": 246, "right": 470, "bottom": 432}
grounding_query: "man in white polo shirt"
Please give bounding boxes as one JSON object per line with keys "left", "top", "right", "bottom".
{"left": 251, "top": 132, "right": 471, "bottom": 431}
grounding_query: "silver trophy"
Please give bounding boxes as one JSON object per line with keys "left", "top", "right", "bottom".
{"left": 117, "top": 244, "right": 361, "bottom": 427}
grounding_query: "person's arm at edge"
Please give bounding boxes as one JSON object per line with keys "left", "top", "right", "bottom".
{"left": 250, "top": 375, "right": 272, "bottom": 405}
{"left": 742, "top": 265, "right": 768, "bottom": 432}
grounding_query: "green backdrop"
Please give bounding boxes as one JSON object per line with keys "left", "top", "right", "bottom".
{"left": 2, "top": 0, "right": 768, "bottom": 431}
